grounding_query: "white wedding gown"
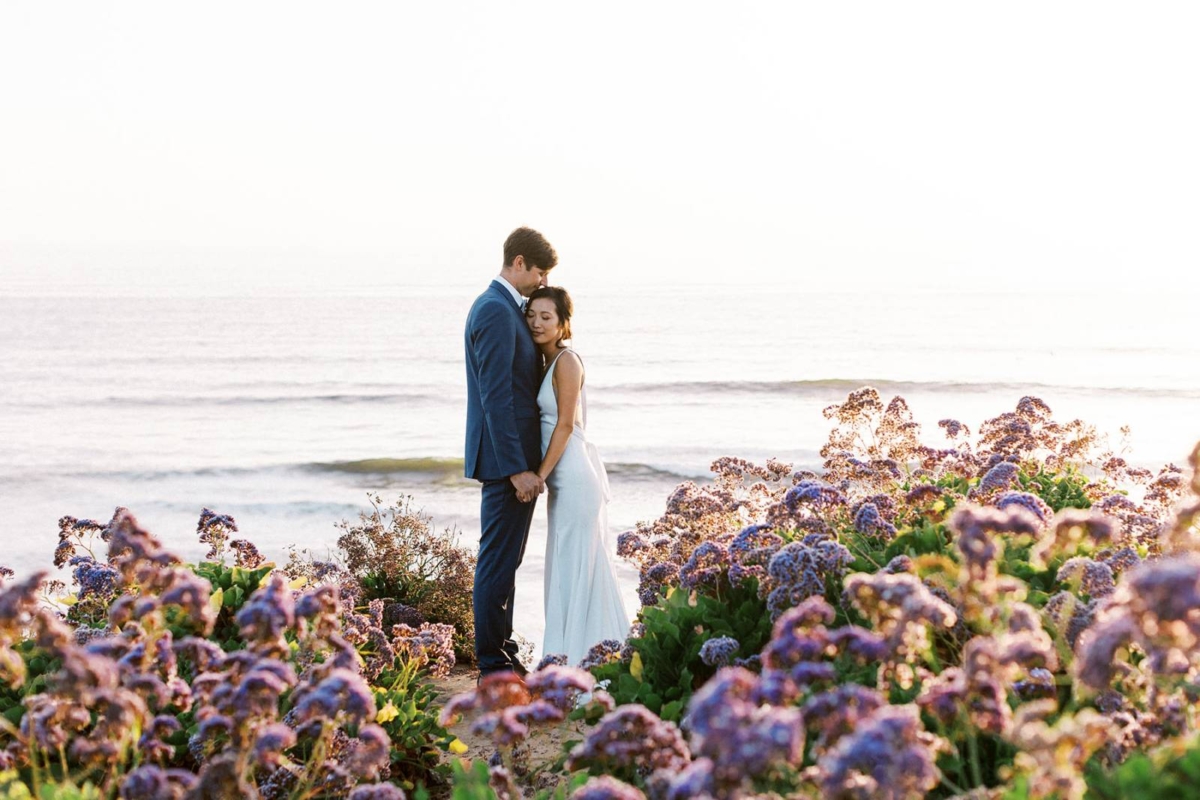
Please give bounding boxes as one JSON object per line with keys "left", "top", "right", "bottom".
{"left": 539, "top": 349, "right": 630, "bottom": 665}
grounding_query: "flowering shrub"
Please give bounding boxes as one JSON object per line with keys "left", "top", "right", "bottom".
{"left": 332, "top": 495, "right": 477, "bottom": 663}
{"left": 559, "top": 390, "right": 1200, "bottom": 799}
{"left": 0, "top": 504, "right": 460, "bottom": 798}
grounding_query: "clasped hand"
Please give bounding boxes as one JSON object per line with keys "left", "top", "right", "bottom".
{"left": 510, "top": 471, "right": 545, "bottom": 503}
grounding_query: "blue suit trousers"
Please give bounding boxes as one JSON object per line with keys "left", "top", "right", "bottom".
{"left": 474, "top": 477, "right": 537, "bottom": 673}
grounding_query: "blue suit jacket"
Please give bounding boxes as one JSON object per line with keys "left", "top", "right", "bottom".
{"left": 464, "top": 280, "right": 542, "bottom": 481}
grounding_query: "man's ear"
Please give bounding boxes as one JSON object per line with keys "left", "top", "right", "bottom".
{"left": 510, "top": 254, "right": 526, "bottom": 271}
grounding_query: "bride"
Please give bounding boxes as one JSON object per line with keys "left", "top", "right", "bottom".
{"left": 524, "top": 286, "right": 629, "bottom": 665}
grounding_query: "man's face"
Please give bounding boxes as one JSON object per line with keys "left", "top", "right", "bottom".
{"left": 512, "top": 257, "right": 551, "bottom": 296}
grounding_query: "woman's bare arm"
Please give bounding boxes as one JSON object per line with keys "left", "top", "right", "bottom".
{"left": 536, "top": 351, "right": 583, "bottom": 483}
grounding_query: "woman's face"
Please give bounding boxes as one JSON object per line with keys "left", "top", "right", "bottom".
{"left": 526, "top": 297, "right": 562, "bottom": 346}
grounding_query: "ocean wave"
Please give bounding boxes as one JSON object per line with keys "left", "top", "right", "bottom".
{"left": 79, "top": 391, "right": 439, "bottom": 408}
{"left": 600, "top": 378, "right": 1200, "bottom": 399}
{"left": 309, "top": 457, "right": 466, "bottom": 475}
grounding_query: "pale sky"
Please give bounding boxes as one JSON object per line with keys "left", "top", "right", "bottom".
{"left": 1, "top": 1, "right": 1197, "bottom": 293}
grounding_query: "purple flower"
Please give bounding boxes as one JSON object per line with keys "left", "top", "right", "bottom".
{"left": 348, "top": 785, "right": 407, "bottom": 800}
{"left": 196, "top": 507, "right": 238, "bottom": 561}
{"left": 253, "top": 723, "right": 297, "bottom": 768}
{"left": 698, "top": 636, "right": 740, "bottom": 668}
{"left": 784, "top": 480, "right": 847, "bottom": 512}
{"left": 535, "top": 653, "right": 568, "bottom": 671}
{"left": 572, "top": 775, "right": 646, "bottom": 800}
{"left": 686, "top": 667, "right": 804, "bottom": 786}
{"left": 852, "top": 502, "right": 897, "bottom": 539}
{"left": 678, "top": 542, "right": 728, "bottom": 593}
{"left": 526, "top": 664, "right": 596, "bottom": 711}
{"left": 344, "top": 724, "right": 391, "bottom": 780}
{"left": 995, "top": 491, "right": 1054, "bottom": 527}
{"left": 578, "top": 639, "right": 625, "bottom": 671}
{"left": 568, "top": 705, "right": 690, "bottom": 777}
{"left": 803, "top": 684, "right": 886, "bottom": 754}
{"left": 293, "top": 668, "right": 376, "bottom": 726}
{"left": 976, "top": 461, "right": 1019, "bottom": 496}
{"left": 235, "top": 573, "right": 296, "bottom": 654}
{"left": 120, "top": 765, "right": 198, "bottom": 799}
{"left": 818, "top": 704, "right": 946, "bottom": 800}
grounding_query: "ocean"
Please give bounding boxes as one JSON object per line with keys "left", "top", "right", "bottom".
{"left": 2, "top": 282, "right": 1198, "bottom": 653}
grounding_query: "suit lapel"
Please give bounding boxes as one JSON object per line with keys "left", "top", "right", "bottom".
{"left": 489, "top": 279, "right": 524, "bottom": 314}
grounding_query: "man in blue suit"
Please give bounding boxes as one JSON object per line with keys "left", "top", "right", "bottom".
{"left": 464, "top": 226, "right": 557, "bottom": 677}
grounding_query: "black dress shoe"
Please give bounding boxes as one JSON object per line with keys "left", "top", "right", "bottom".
{"left": 511, "top": 660, "right": 529, "bottom": 678}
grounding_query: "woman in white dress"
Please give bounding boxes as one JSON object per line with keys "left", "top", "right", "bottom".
{"left": 524, "top": 286, "right": 629, "bottom": 665}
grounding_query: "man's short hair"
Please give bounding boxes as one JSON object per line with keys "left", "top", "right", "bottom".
{"left": 503, "top": 227, "right": 558, "bottom": 271}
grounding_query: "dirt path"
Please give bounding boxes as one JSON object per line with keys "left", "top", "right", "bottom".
{"left": 429, "top": 666, "right": 599, "bottom": 797}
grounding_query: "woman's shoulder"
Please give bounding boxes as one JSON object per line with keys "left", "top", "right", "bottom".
{"left": 552, "top": 348, "right": 584, "bottom": 377}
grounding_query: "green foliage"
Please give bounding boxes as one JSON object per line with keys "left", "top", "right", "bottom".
{"left": 591, "top": 582, "right": 772, "bottom": 722}
{"left": 0, "top": 771, "right": 102, "bottom": 800}
{"left": 442, "top": 759, "right": 589, "bottom": 800}
{"left": 1084, "top": 735, "right": 1200, "bottom": 799}
{"left": 445, "top": 759, "right": 494, "bottom": 800}
{"left": 370, "top": 657, "right": 455, "bottom": 790}
{"left": 0, "top": 642, "right": 61, "bottom": 730}
{"left": 1018, "top": 466, "right": 1093, "bottom": 512}
{"left": 185, "top": 560, "right": 276, "bottom": 648}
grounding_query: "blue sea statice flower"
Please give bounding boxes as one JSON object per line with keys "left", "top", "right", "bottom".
{"left": 678, "top": 542, "right": 728, "bottom": 594}
{"left": 159, "top": 570, "right": 216, "bottom": 634}
{"left": 655, "top": 757, "right": 716, "bottom": 800}
{"left": 230, "top": 538, "right": 265, "bottom": 569}
{"left": 392, "top": 622, "right": 456, "bottom": 678}
{"left": 726, "top": 524, "right": 784, "bottom": 587}
{"left": 637, "top": 561, "right": 679, "bottom": 606}
{"left": 292, "top": 668, "right": 377, "bottom": 726}
{"left": 765, "top": 539, "right": 853, "bottom": 619}
{"left": 572, "top": 775, "right": 646, "bottom": 800}
{"left": 686, "top": 667, "right": 805, "bottom": 788}
{"left": 938, "top": 418, "right": 970, "bottom": 440}
{"left": 296, "top": 584, "right": 342, "bottom": 639}
{"left": 343, "top": 723, "right": 391, "bottom": 780}
{"left": 196, "top": 507, "right": 238, "bottom": 562}
{"left": 578, "top": 639, "right": 624, "bottom": 671}
{"left": 1077, "top": 553, "right": 1200, "bottom": 690}
{"left": 852, "top": 502, "right": 897, "bottom": 539}
{"left": 526, "top": 664, "right": 596, "bottom": 711}
{"left": 120, "top": 765, "right": 199, "bottom": 799}
{"left": 535, "top": 653, "right": 568, "bottom": 671}
{"left": 1058, "top": 557, "right": 1116, "bottom": 598}
{"left": 348, "top": 784, "right": 407, "bottom": 800}
{"left": 904, "top": 483, "right": 944, "bottom": 506}
{"left": 1013, "top": 667, "right": 1057, "bottom": 701}
{"left": 253, "top": 722, "right": 297, "bottom": 769}
{"left": 784, "top": 480, "right": 847, "bottom": 513}
{"left": 236, "top": 573, "right": 296, "bottom": 655}
{"left": 567, "top": 705, "right": 691, "bottom": 777}
{"left": 842, "top": 572, "right": 957, "bottom": 664}
{"left": 616, "top": 530, "right": 651, "bottom": 561}
{"left": 995, "top": 491, "right": 1054, "bottom": 528}
{"left": 975, "top": 461, "right": 1020, "bottom": 497}
{"left": 1101, "top": 545, "right": 1141, "bottom": 575}
{"left": 802, "top": 684, "right": 886, "bottom": 755}
{"left": 232, "top": 659, "right": 298, "bottom": 722}
{"left": 817, "top": 704, "right": 946, "bottom": 800}
{"left": 699, "top": 636, "right": 740, "bottom": 668}
{"left": 69, "top": 555, "right": 119, "bottom": 601}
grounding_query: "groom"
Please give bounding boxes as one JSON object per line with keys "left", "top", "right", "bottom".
{"left": 464, "top": 226, "right": 557, "bottom": 677}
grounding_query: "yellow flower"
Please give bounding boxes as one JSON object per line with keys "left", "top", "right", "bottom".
{"left": 376, "top": 701, "right": 399, "bottom": 724}
{"left": 630, "top": 651, "right": 644, "bottom": 682}
{"left": 449, "top": 738, "right": 468, "bottom": 755}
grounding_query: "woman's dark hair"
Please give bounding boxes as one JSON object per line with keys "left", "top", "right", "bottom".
{"left": 526, "top": 286, "right": 573, "bottom": 344}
